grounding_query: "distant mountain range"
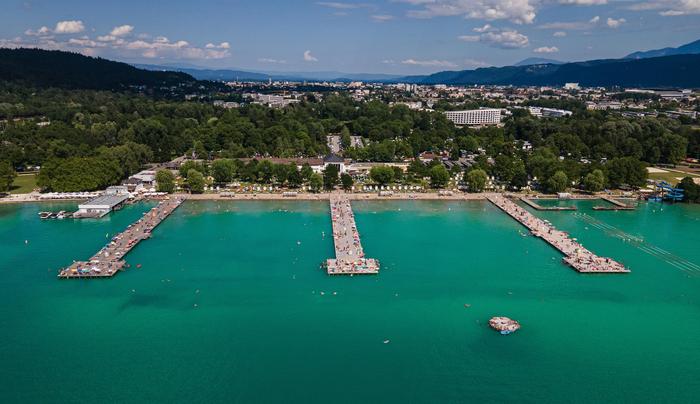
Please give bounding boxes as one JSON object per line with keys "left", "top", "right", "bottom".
{"left": 0, "top": 48, "right": 197, "bottom": 90}
{"left": 405, "top": 54, "right": 700, "bottom": 87}
{"left": 514, "top": 57, "right": 564, "bottom": 66}
{"left": 135, "top": 63, "right": 404, "bottom": 83}
{"left": 625, "top": 39, "right": 700, "bottom": 59}
{"left": 3, "top": 38, "right": 700, "bottom": 90}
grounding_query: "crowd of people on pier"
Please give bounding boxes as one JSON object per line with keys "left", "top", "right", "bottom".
{"left": 489, "top": 195, "right": 628, "bottom": 273}
{"left": 327, "top": 197, "right": 379, "bottom": 274}
{"left": 59, "top": 198, "right": 183, "bottom": 278}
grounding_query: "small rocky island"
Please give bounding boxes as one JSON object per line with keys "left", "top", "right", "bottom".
{"left": 489, "top": 317, "right": 521, "bottom": 335}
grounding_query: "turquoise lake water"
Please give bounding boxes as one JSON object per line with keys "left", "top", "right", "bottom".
{"left": 1, "top": 199, "right": 699, "bottom": 403}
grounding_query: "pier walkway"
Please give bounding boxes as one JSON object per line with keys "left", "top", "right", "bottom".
{"left": 593, "top": 196, "right": 635, "bottom": 211}
{"left": 488, "top": 195, "right": 629, "bottom": 273}
{"left": 58, "top": 197, "right": 184, "bottom": 278}
{"left": 520, "top": 197, "right": 577, "bottom": 211}
{"left": 326, "top": 195, "right": 379, "bottom": 275}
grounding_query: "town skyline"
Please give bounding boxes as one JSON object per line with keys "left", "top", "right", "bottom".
{"left": 2, "top": 0, "right": 700, "bottom": 74}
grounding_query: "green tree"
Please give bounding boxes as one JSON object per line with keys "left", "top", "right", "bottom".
{"left": 309, "top": 173, "right": 323, "bottom": 193}
{"left": 340, "top": 173, "right": 353, "bottom": 191}
{"left": 546, "top": 170, "right": 569, "bottom": 193}
{"left": 155, "top": 169, "right": 175, "bottom": 193}
{"left": 465, "top": 169, "right": 487, "bottom": 192}
{"left": 211, "top": 159, "right": 236, "bottom": 184}
{"left": 0, "top": 161, "right": 17, "bottom": 193}
{"left": 583, "top": 169, "right": 606, "bottom": 193}
{"left": 323, "top": 164, "right": 340, "bottom": 190}
{"left": 300, "top": 163, "right": 313, "bottom": 182}
{"left": 288, "top": 164, "right": 302, "bottom": 188}
{"left": 187, "top": 169, "right": 205, "bottom": 194}
{"left": 429, "top": 164, "right": 450, "bottom": 188}
{"left": 369, "top": 166, "right": 394, "bottom": 185}
{"left": 678, "top": 177, "right": 700, "bottom": 203}
{"left": 340, "top": 126, "right": 351, "bottom": 149}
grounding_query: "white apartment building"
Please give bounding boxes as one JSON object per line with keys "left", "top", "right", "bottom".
{"left": 443, "top": 108, "right": 502, "bottom": 126}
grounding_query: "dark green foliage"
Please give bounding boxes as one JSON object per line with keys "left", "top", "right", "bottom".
{"left": 369, "top": 166, "right": 394, "bottom": 185}
{"left": 605, "top": 157, "right": 648, "bottom": 188}
{"left": 465, "top": 169, "right": 487, "bottom": 193}
{"left": 186, "top": 169, "right": 205, "bottom": 194}
{"left": 0, "top": 48, "right": 198, "bottom": 90}
{"left": 323, "top": 164, "right": 340, "bottom": 190}
{"left": 583, "top": 169, "right": 606, "bottom": 192}
{"left": 0, "top": 160, "right": 16, "bottom": 192}
{"left": 37, "top": 156, "right": 122, "bottom": 192}
{"left": 340, "top": 173, "right": 353, "bottom": 191}
{"left": 429, "top": 165, "right": 450, "bottom": 188}
{"left": 546, "top": 170, "right": 569, "bottom": 193}
{"left": 678, "top": 177, "right": 700, "bottom": 203}
{"left": 155, "top": 170, "right": 175, "bottom": 193}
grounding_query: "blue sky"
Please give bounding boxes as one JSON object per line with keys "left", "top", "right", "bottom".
{"left": 1, "top": 0, "right": 699, "bottom": 74}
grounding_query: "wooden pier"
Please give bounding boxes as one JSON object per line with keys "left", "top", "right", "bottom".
{"left": 325, "top": 195, "right": 379, "bottom": 275}
{"left": 521, "top": 197, "right": 577, "bottom": 211}
{"left": 488, "top": 195, "right": 629, "bottom": 273}
{"left": 58, "top": 197, "right": 184, "bottom": 278}
{"left": 593, "top": 196, "right": 635, "bottom": 211}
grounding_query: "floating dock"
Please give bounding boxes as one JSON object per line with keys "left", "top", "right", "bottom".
{"left": 58, "top": 197, "right": 184, "bottom": 278}
{"left": 325, "top": 195, "right": 379, "bottom": 275}
{"left": 488, "top": 195, "right": 629, "bottom": 273}
{"left": 520, "top": 197, "right": 577, "bottom": 211}
{"left": 593, "top": 196, "right": 635, "bottom": 211}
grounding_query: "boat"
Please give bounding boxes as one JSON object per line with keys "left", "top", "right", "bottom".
{"left": 38, "top": 212, "right": 52, "bottom": 219}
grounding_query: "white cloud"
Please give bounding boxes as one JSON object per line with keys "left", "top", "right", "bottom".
{"left": 606, "top": 17, "right": 626, "bottom": 28}
{"left": 205, "top": 42, "right": 230, "bottom": 49}
{"left": 258, "top": 58, "right": 287, "bottom": 64}
{"left": 534, "top": 46, "right": 559, "bottom": 53}
{"left": 459, "top": 29, "right": 529, "bottom": 49}
{"left": 54, "top": 20, "right": 85, "bottom": 34}
{"left": 371, "top": 14, "right": 394, "bottom": 22}
{"left": 473, "top": 24, "right": 492, "bottom": 32}
{"left": 558, "top": 0, "right": 607, "bottom": 5}
{"left": 401, "top": 58, "right": 458, "bottom": 67}
{"left": 304, "top": 50, "right": 319, "bottom": 62}
{"left": 25, "top": 26, "right": 51, "bottom": 36}
{"left": 553, "top": 31, "right": 567, "bottom": 37}
{"left": 627, "top": 1, "right": 700, "bottom": 16}
{"left": 110, "top": 25, "right": 134, "bottom": 37}
{"left": 316, "top": 2, "right": 369, "bottom": 9}
{"left": 538, "top": 15, "right": 599, "bottom": 30}
{"left": 401, "top": 0, "right": 537, "bottom": 25}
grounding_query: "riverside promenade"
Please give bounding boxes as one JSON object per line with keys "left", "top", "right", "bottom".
{"left": 58, "top": 197, "right": 184, "bottom": 278}
{"left": 488, "top": 194, "right": 629, "bottom": 273}
{"left": 326, "top": 194, "right": 379, "bottom": 275}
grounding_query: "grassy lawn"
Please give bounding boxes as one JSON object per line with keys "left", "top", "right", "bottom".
{"left": 647, "top": 170, "right": 699, "bottom": 186}
{"left": 9, "top": 173, "right": 38, "bottom": 194}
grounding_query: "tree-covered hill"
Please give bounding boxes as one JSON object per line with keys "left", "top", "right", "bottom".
{"left": 410, "top": 54, "right": 700, "bottom": 87}
{"left": 0, "top": 48, "right": 199, "bottom": 90}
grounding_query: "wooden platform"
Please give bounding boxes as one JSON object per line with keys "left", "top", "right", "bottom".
{"left": 325, "top": 195, "right": 379, "bottom": 275}
{"left": 488, "top": 195, "right": 629, "bottom": 274}
{"left": 58, "top": 197, "right": 184, "bottom": 278}
{"left": 520, "top": 197, "right": 577, "bottom": 211}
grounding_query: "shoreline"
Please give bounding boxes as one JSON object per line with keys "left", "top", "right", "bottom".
{"left": 1, "top": 190, "right": 639, "bottom": 204}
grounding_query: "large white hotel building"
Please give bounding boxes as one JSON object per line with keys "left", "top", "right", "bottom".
{"left": 443, "top": 108, "right": 502, "bottom": 126}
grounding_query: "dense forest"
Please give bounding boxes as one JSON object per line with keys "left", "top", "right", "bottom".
{"left": 0, "top": 48, "right": 204, "bottom": 91}
{"left": 1, "top": 82, "right": 699, "bottom": 193}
